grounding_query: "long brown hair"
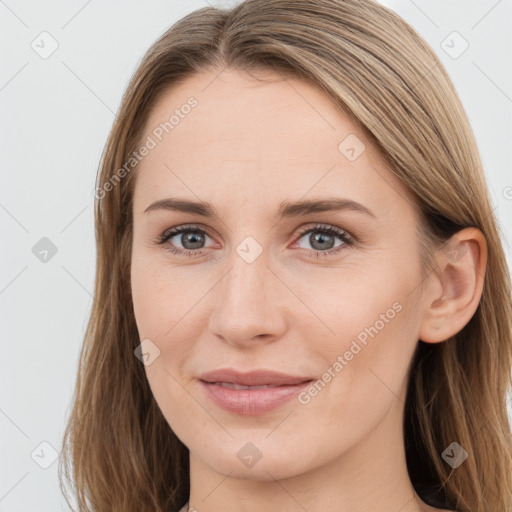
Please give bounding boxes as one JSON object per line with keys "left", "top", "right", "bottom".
{"left": 59, "top": 1, "right": 512, "bottom": 510}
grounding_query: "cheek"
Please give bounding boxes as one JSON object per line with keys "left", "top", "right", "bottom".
{"left": 292, "top": 302, "right": 416, "bottom": 461}
{"left": 130, "top": 251, "right": 200, "bottom": 340}
{"left": 130, "top": 255, "right": 207, "bottom": 396}
{"left": 302, "top": 269, "right": 419, "bottom": 407}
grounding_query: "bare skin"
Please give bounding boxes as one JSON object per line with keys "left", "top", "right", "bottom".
{"left": 130, "top": 68, "right": 486, "bottom": 512}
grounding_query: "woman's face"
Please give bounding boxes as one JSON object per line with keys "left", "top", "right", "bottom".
{"left": 130, "top": 68, "right": 430, "bottom": 480}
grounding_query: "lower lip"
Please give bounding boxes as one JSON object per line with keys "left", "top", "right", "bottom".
{"left": 200, "top": 380, "right": 312, "bottom": 415}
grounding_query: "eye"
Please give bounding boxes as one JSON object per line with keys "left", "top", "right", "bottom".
{"left": 294, "top": 224, "right": 354, "bottom": 258}
{"left": 156, "top": 224, "right": 214, "bottom": 257}
{"left": 155, "top": 223, "right": 354, "bottom": 258}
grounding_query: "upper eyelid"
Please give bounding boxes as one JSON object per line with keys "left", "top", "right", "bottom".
{"left": 296, "top": 224, "right": 351, "bottom": 237}
{"left": 161, "top": 223, "right": 214, "bottom": 240}
{"left": 161, "top": 223, "right": 352, "bottom": 245}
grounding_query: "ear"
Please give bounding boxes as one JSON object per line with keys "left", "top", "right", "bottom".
{"left": 418, "top": 227, "right": 488, "bottom": 344}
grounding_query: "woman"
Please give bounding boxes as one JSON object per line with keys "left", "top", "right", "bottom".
{"left": 59, "top": 1, "right": 512, "bottom": 511}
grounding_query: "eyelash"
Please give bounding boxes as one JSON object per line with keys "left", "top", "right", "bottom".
{"left": 155, "top": 223, "right": 354, "bottom": 259}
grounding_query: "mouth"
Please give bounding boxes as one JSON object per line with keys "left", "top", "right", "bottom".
{"left": 206, "top": 382, "right": 299, "bottom": 390}
{"left": 199, "top": 368, "right": 314, "bottom": 387}
{"left": 198, "top": 369, "right": 314, "bottom": 415}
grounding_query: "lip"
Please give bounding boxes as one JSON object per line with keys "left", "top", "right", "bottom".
{"left": 198, "top": 368, "right": 314, "bottom": 415}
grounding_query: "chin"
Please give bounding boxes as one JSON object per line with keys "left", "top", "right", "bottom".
{"left": 199, "top": 445, "right": 312, "bottom": 481}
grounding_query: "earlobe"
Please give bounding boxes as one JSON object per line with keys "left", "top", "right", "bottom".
{"left": 418, "top": 227, "right": 487, "bottom": 344}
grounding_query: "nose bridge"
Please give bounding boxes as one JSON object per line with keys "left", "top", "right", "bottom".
{"left": 208, "top": 240, "right": 285, "bottom": 345}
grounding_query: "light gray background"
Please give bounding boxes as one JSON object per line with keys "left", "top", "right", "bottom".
{"left": 1, "top": 1, "right": 511, "bottom": 510}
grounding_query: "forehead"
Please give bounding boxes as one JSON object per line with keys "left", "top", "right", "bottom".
{"left": 143, "top": 68, "right": 361, "bottom": 164}
{"left": 133, "top": 68, "right": 417, "bottom": 218}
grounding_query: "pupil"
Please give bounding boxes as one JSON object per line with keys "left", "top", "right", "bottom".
{"left": 183, "top": 232, "right": 204, "bottom": 250}
{"left": 311, "top": 232, "right": 334, "bottom": 250}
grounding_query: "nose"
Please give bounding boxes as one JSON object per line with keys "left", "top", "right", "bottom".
{"left": 207, "top": 246, "right": 288, "bottom": 347}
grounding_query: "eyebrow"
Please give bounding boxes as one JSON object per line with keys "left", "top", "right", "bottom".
{"left": 144, "top": 197, "right": 375, "bottom": 219}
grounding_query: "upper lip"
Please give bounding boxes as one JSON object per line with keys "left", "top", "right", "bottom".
{"left": 199, "top": 368, "right": 314, "bottom": 387}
